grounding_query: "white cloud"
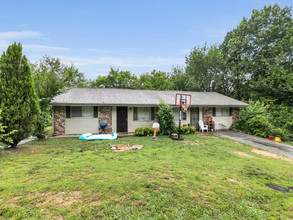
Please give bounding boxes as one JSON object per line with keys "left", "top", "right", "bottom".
{"left": 23, "top": 44, "right": 70, "bottom": 52}
{"left": 180, "top": 49, "right": 191, "bottom": 54}
{"left": 87, "top": 49, "right": 115, "bottom": 53}
{"left": 0, "top": 31, "right": 41, "bottom": 39}
{"left": 0, "top": 30, "right": 44, "bottom": 51}
{"left": 57, "top": 55, "right": 183, "bottom": 68}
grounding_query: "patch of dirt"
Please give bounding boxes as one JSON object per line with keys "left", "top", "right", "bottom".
{"left": 161, "top": 177, "right": 179, "bottom": 182}
{"left": 194, "top": 190, "right": 209, "bottom": 205}
{"left": 3, "top": 146, "right": 44, "bottom": 155}
{"left": 227, "top": 178, "right": 243, "bottom": 186}
{"left": 90, "top": 200, "right": 102, "bottom": 206}
{"left": 183, "top": 140, "right": 203, "bottom": 147}
{"left": 196, "top": 132, "right": 213, "bottom": 136}
{"left": 130, "top": 200, "right": 143, "bottom": 208}
{"left": 251, "top": 148, "right": 293, "bottom": 162}
{"left": 35, "top": 191, "right": 82, "bottom": 207}
{"left": 7, "top": 196, "right": 21, "bottom": 206}
{"left": 27, "top": 179, "right": 35, "bottom": 183}
{"left": 110, "top": 144, "right": 143, "bottom": 152}
{"left": 147, "top": 175, "right": 156, "bottom": 181}
{"left": 232, "top": 151, "right": 255, "bottom": 158}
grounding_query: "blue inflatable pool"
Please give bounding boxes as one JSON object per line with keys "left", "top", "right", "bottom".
{"left": 79, "top": 133, "right": 118, "bottom": 141}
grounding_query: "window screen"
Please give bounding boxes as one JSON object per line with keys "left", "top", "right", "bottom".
{"left": 133, "top": 107, "right": 151, "bottom": 121}
{"left": 82, "top": 106, "right": 93, "bottom": 117}
{"left": 71, "top": 106, "right": 94, "bottom": 118}
{"left": 215, "top": 107, "right": 230, "bottom": 117}
{"left": 71, "top": 107, "right": 82, "bottom": 117}
{"left": 173, "top": 108, "right": 186, "bottom": 120}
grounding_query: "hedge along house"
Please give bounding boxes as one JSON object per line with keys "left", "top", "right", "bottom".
{"left": 50, "top": 88, "right": 248, "bottom": 135}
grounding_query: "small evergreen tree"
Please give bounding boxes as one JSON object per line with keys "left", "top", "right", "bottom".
{"left": 157, "top": 101, "right": 175, "bottom": 135}
{"left": 0, "top": 43, "right": 40, "bottom": 147}
{"left": 0, "top": 109, "right": 16, "bottom": 146}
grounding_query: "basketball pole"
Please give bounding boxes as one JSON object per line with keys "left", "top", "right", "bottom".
{"left": 178, "top": 105, "right": 181, "bottom": 139}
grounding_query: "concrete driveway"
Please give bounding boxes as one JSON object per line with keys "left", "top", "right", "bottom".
{"left": 215, "top": 131, "right": 293, "bottom": 159}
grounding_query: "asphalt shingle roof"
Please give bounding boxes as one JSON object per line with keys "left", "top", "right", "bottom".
{"left": 50, "top": 88, "right": 248, "bottom": 107}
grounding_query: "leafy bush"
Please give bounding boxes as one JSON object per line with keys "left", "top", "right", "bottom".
{"left": 157, "top": 101, "right": 176, "bottom": 135}
{"left": 235, "top": 100, "right": 293, "bottom": 141}
{"left": 135, "top": 127, "right": 159, "bottom": 136}
{"left": 0, "top": 109, "right": 16, "bottom": 147}
{"left": 175, "top": 126, "right": 196, "bottom": 135}
{"left": 33, "top": 111, "right": 51, "bottom": 139}
{"left": 235, "top": 101, "right": 272, "bottom": 138}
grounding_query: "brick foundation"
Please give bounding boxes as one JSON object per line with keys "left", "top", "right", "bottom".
{"left": 99, "top": 106, "right": 112, "bottom": 134}
{"left": 53, "top": 106, "right": 65, "bottom": 135}
{"left": 232, "top": 107, "right": 240, "bottom": 124}
{"left": 203, "top": 107, "right": 212, "bottom": 124}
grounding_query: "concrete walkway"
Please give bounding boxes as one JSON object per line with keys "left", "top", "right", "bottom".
{"left": 0, "top": 137, "right": 37, "bottom": 149}
{"left": 216, "top": 131, "right": 293, "bottom": 158}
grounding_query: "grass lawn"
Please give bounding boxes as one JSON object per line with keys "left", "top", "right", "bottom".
{"left": 1, "top": 134, "right": 293, "bottom": 219}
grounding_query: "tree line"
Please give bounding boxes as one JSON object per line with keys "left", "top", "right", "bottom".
{"left": 0, "top": 4, "right": 292, "bottom": 146}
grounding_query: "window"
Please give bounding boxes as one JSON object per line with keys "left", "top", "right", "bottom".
{"left": 133, "top": 107, "right": 155, "bottom": 121}
{"left": 72, "top": 107, "right": 82, "bottom": 117}
{"left": 213, "top": 107, "right": 231, "bottom": 117}
{"left": 82, "top": 106, "right": 93, "bottom": 117}
{"left": 66, "top": 106, "right": 97, "bottom": 118}
{"left": 173, "top": 108, "right": 186, "bottom": 120}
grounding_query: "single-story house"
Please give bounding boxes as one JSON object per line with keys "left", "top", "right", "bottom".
{"left": 50, "top": 88, "right": 248, "bottom": 135}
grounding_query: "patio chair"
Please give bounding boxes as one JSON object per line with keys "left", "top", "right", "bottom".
{"left": 198, "top": 120, "right": 208, "bottom": 132}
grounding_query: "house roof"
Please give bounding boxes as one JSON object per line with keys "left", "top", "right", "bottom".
{"left": 50, "top": 88, "right": 248, "bottom": 107}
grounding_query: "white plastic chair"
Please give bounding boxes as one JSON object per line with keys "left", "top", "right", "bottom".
{"left": 198, "top": 120, "right": 208, "bottom": 132}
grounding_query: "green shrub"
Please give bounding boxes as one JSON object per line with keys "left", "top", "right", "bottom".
{"left": 135, "top": 127, "right": 159, "bottom": 136}
{"left": 157, "top": 101, "right": 176, "bottom": 135}
{"left": 235, "top": 100, "right": 293, "bottom": 141}
{"left": 175, "top": 126, "right": 196, "bottom": 135}
{"left": 271, "top": 128, "right": 291, "bottom": 141}
{"left": 135, "top": 127, "right": 144, "bottom": 136}
{"left": 235, "top": 101, "right": 272, "bottom": 138}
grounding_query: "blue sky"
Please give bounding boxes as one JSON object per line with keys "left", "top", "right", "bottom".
{"left": 0, "top": 0, "right": 292, "bottom": 79}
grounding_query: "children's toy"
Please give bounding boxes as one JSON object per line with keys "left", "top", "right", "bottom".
{"left": 153, "top": 122, "right": 160, "bottom": 137}
{"left": 79, "top": 133, "right": 117, "bottom": 141}
{"left": 275, "top": 135, "right": 281, "bottom": 143}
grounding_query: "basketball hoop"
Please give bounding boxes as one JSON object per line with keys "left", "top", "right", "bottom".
{"left": 175, "top": 94, "right": 191, "bottom": 108}
{"left": 173, "top": 94, "right": 192, "bottom": 141}
{"left": 181, "top": 104, "right": 189, "bottom": 113}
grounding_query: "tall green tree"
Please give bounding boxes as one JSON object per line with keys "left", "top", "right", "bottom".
{"left": 91, "top": 68, "right": 138, "bottom": 89}
{"left": 32, "top": 56, "right": 87, "bottom": 139}
{"left": 170, "top": 66, "right": 189, "bottom": 91}
{"left": 0, "top": 43, "right": 40, "bottom": 147}
{"left": 185, "top": 43, "right": 230, "bottom": 94}
{"left": 138, "top": 70, "right": 172, "bottom": 90}
{"left": 221, "top": 4, "right": 293, "bottom": 103}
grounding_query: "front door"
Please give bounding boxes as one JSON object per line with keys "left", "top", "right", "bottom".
{"left": 117, "top": 107, "right": 128, "bottom": 132}
{"left": 190, "top": 107, "right": 199, "bottom": 130}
